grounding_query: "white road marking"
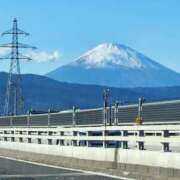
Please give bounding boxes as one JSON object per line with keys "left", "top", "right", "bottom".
{"left": 0, "top": 172, "right": 92, "bottom": 178}
{"left": 0, "top": 155, "right": 136, "bottom": 180}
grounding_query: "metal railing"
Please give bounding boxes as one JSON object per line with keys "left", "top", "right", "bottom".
{"left": 0, "top": 99, "right": 180, "bottom": 127}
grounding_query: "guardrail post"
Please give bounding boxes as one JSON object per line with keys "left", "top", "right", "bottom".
{"left": 11, "top": 137, "right": 15, "bottom": 142}
{"left": 72, "top": 140, "right": 76, "bottom": 146}
{"left": 27, "top": 110, "right": 30, "bottom": 127}
{"left": 135, "top": 97, "right": 145, "bottom": 125}
{"left": 77, "top": 131, "right": 80, "bottom": 146}
{"left": 163, "top": 130, "right": 169, "bottom": 137}
{"left": 48, "top": 139, "right": 52, "bottom": 145}
{"left": 114, "top": 101, "right": 119, "bottom": 125}
{"left": 123, "top": 130, "right": 128, "bottom": 136}
{"left": 103, "top": 107, "right": 107, "bottom": 126}
{"left": 139, "top": 130, "right": 144, "bottom": 137}
{"left": 137, "top": 141, "right": 144, "bottom": 150}
{"left": 109, "top": 105, "right": 112, "bottom": 126}
{"left": 122, "top": 141, "right": 128, "bottom": 149}
{"left": 72, "top": 106, "right": 76, "bottom": 127}
{"left": 87, "top": 131, "right": 89, "bottom": 147}
{"left": 115, "top": 141, "right": 121, "bottom": 148}
{"left": 103, "top": 130, "right": 107, "bottom": 148}
{"left": 103, "top": 89, "right": 110, "bottom": 126}
{"left": 161, "top": 142, "right": 170, "bottom": 152}
{"left": 28, "top": 138, "right": 31, "bottom": 143}
{"left": 38, "top": 138, "right": 41, "bottom": 144}
{"left": 48, "top": 108, "right": 51, "bottom": 127}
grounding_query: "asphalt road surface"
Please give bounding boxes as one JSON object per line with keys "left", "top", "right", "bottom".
{"left": 0, "top": 157, "right": 123, "bottom": 180}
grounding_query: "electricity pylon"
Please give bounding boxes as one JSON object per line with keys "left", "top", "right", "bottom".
{"left": 0, "top": 18, "right": 36, "bottom": 115}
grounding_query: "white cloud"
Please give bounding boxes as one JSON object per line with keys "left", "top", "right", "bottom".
{"left": 0, "top": 48, "right": 10, "bottom": 56}
{"left": 0, "top": 48, "right": 62, "bottom": 63}
{"left": 25, "top": 50, "right": 61, "bottom": 63}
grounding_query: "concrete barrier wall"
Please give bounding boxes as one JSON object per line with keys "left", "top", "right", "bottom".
{"left": 0, "top": 141, "right": 180, "bottom": 170}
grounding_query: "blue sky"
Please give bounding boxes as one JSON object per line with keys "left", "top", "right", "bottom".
{"left": 0, "top": 0, "right": 180, "bottom": 74}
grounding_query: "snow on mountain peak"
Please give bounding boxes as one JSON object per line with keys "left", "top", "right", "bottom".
{"left": 73, "top": 43, "right": 146, "bottom": 69}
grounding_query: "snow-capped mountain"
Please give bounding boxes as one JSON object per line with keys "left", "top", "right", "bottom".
{"left": 72, "top": 43, "right": 160, "bottom": 70}
{"left": 47, "top": 43, "right": 180, "bottom": 87}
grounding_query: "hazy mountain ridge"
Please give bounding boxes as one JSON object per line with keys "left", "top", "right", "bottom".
{"left": 0, "top": 72, "right": 180, "bottom": 114}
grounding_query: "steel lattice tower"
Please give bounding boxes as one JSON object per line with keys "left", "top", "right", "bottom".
{"left": 0, "top": 18, "right": 36, "bottom": 115}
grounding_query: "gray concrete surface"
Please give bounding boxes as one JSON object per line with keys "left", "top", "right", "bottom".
{"left": 0, "top": 157, "right": 121, "bottom": 180}
{"left": 0, "top": 148, "right": 180, "bottom": 180}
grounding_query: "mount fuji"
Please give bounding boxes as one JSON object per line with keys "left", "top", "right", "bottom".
{"left": 47, "top": 43, "right": 180, "bottom": 88}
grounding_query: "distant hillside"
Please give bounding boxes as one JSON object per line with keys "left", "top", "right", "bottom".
{"left": 47, "top": 43, "right": 180, "bottom": 87}
{"left": 0, "top": 72, "right": 180, "bottom": 114}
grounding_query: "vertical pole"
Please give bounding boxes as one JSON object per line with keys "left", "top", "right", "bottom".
{"left": 72, "top": 106, "right": 76, "bottom": 126}
{"left": 136, "top": 97, "right": 145, "bottom": 125}
{"left": 103, "top": 107, "right": 106, "bottom": 125}
{"left": 27, "top": 110, "right": 30, "bottom": 127}
{"left": 109, "top": 105, "right": 112, "bottom": 126}
{"left": 103, "top": 89, "right": 110, "bottom": 126}
{"left": 114, "top": 101, "right": 119, "bottom": 125}
{"left": 48, "top": 108, "right": 51, "bottom": 127}
{"left": 138, "top": 98, "right": 142, "bottom": 119}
